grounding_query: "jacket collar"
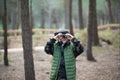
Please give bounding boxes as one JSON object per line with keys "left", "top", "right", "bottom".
{"left": 57, "top": 40, "right": 70, "bottom": 47}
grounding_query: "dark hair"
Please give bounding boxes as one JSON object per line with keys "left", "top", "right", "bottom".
{"left": 54, "top": 29, "right": 69, "bottom": 36}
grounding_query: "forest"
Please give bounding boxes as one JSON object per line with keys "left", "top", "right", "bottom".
{"left": 0, "top": 0, "right": 120, "bottom": 80}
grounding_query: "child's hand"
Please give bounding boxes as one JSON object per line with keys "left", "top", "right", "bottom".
{"left": 66, "top": 33, "right": 74, "bottom": 40}
{"left": 53, "top": 33, "right": 62, "bottom": 40}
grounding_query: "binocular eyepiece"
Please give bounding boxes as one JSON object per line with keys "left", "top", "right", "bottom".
{"left": 61, "top": 34, "right": 67, "bottom": 38}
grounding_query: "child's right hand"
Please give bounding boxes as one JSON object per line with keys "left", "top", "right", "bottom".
{"left": 66, "top": 33, "right": 74, "bottom": 40}
{"left": 53, "top": 33, "right": 62, "bottom": 40}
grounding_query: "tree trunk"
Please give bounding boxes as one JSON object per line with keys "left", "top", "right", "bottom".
{"left": 17, "top": 0, "right": 21, "bottom": 29}
{"left": 87, "top": 0, "right": 96, "bottom": 61}
{"left": 78, "top": 0, "right": 84, "bottom": 29}
{"left": 111, "top": 0, "right": 120, "bottom": 23}
{"left": 64, "top": 0, "right": 74, "bottom": 35}
{"left": 116, "top": 2, "right": 120, "bottom": 23}
{"left": 10, "top": 12, "right": 18, "bottom": 30}
{"left": 3, "top": 0, "right": 9, "bottom": 66}
{"left": 0, "top": 0, "right": 4, "bottom": 20}
{"left": 92, "top": 0, "right": 99, "bottom": 46}
{"left": 40, "top": 8, "right": 45, "bottom": 29}
{"left": 51, "top": 9, "right": 59, "bottom": 29}
{"left": 30, "top": 0, "right": 34, "bottom": 29}
{"left": 20, "top": 0, "right": 35, "bottom": 80}
{"left": 48, "top": 1, "right": 52, "bottom": 29}
{"left": 106, "top": 0, "right": 114, "bottom": 23}
{"left": 64, "top": 0, "right": 69, "bottom": 29}
{"left": 102, "top": 13, "right": 105, "bottom": 25}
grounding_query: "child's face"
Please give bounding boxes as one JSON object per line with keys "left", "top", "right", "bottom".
{"left": 56, "top": 33, "right": 67, "bottom": 42}
{"left": 57, "top": 33, "right": 63, "bottom": 40}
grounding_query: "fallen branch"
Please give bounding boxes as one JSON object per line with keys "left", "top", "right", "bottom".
{"left": 100, "top": 38, "right": 112, "bottom": 45}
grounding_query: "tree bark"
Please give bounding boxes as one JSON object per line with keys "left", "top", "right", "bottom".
{"left": 20, "top": 0, "right": 35, "bottom": 80}
{"left": 40, "top": 8, "right": 45, "bottom": 29}
{"left": 87, "top": 0, "right": 96, "bottom": 61}
{"left": 3, "top": 0, "right": 9, "bottom": 66}
{"left": 48, "top": 1, "right": 52, "bottom": 29}
{"left": 30, "top": 0, "right": 34, "bottom": 29}
{"left": 17, "top": 0, "right": 20, "bottom": 29}
{"left": 10, "top": 12, "right": 18, "bottom": 30}
{"left": 64, "top": 0, "right": 74, "bottom": 35}
{"left": 105, "top": 0, "right": 114, "bottom": 23}
{"left": 78, "top": 0, "right": 84, "bottom": 29}
{"left": 115, "top": 1, "right": 120, "bottom": 23}
{"left": 101, "top": 13, "right": 105, "bottom": 25}
{"left": 92, "top": 0, "right": 100, "bottom": 46}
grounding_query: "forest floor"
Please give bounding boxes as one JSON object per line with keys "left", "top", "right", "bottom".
{"left": 0, "top": 42, "right": 120, "bottom": 80}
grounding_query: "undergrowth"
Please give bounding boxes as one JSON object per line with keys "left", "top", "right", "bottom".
{"left": 75, "top": 29, "right": 120, "bottom": 48}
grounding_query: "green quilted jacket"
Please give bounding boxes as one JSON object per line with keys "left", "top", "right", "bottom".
{"left": 50, "top": 42, "right": 76, "bottom": 80}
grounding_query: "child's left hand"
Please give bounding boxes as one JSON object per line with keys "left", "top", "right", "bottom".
{"left": 66, "top": 33, "right": 74, "bottom": 40}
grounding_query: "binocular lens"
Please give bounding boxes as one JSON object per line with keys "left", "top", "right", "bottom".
{"left": 62, "top": 34, "right": 67, "bottom": 38}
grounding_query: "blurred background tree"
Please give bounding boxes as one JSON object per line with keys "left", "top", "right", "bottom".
{"left": 3, "top": 0, "right": 9, "bottom": 66}
{"left": 0, "top": 0, "right": 119, "bottom": 30}
{"left": 21, "top": 0, "right": 35, "bottom": 80}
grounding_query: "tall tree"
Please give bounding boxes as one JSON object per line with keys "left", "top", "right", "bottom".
{"left": 48, "top": 1, "right": 52, "bottom": 29}
{"left": 51, "top": 9, "right": 59, "bottom": 29}
{"left": 86, "top": 0, "right": 96, "bottom": 61}
{"left": 17, "top": 0, "right": 21, "bottom": 29}
{"left": 92, "top": 0, "right": 99, "bottom": 46}
{"left": 0, "top": 0, "right": 4, "bottom": 19}
{"left": 40, "top": 8, "right": 45, "bottom": 29}
{"left": 78, "top": 0, "right": 84, "bottom": 29}
{"left": 30, "top": 0, "right": 34, "bottom": 29}
{"left": 20, "top": 0, "right": 35, "bottom": 80}
{"left": 111, "top": 0, "right": 120, "bottom": 23}
{"left": 115, "top": 1, "right": 120, "bottom": 23}
{"left": 10, "top": 12, "right": 19, "bottom": 30}
{"left": 64, "top": 0, "right": 74, "bottom": 35}
{"left": 7, "top": 0, "right": 19, "bottom": 30}
{"left": 105, "top": 0, "right": 114, "bottom": 23}
{"left": 2, "top": 0, "right": 9, "bottom": 66}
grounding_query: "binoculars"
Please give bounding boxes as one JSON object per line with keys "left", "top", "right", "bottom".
{"left": 61, "top": 34, "right": 67, "bottom": 38}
